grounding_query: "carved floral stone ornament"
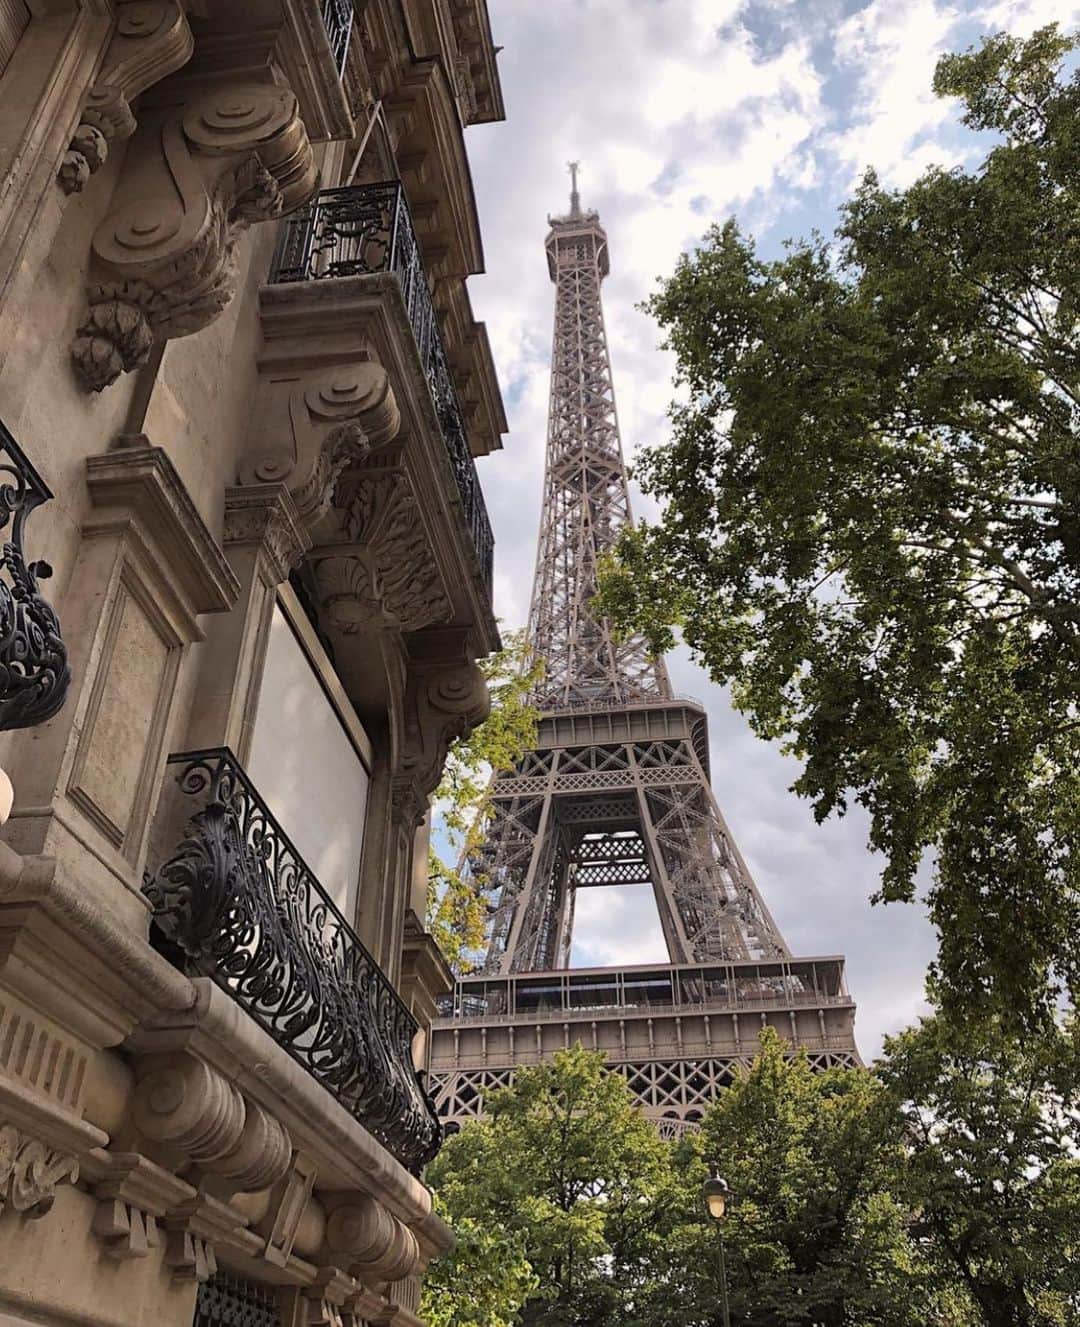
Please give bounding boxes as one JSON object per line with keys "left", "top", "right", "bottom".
{"left": 312, "top": 470, "right": 451, "bottom": 634}
{"left": 72, "top": 83, "right": 317, "bottom": 392}
{"left": 0, "top": 1123, "right": 80, "bottom": 1220}
{"left": 58, "top": 0, "right": 195, "bottom": 194}
{"left": 0, "top": 423, "right": 72, "bottom": 732}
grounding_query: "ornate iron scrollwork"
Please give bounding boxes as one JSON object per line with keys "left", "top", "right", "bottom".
{"left": 0, "top": 423, "right": 71, "bottom": 731}
{"left": 143, "top": 749, "right": 442, "bottom": 1173}
{"left": 268, "top": 181, "right": 495, "bottom": 591}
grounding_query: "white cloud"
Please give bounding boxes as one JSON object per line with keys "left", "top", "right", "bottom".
{"left": 827, "top": 0, "right": 962, "bottom": 186}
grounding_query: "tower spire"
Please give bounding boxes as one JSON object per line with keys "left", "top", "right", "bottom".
{"left": 568, "top": 159, "right": 581, "bottom": 217}
{"left": 528, "top": 178, "right": 670, "bottom": 709}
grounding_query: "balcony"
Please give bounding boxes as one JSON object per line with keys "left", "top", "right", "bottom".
{"left": 143, "top": 748, "right": 442, "bottom": 1174}
{"left": 267, "top": 181, "right": 494, "bottom": 593}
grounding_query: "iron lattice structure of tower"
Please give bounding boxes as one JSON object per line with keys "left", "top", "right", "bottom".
{"left": 429, "top": 174, "right": 860, "bottom": 1134}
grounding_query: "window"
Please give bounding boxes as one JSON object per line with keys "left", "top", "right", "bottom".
{"left": 247, "top": 595, "right": 370, "bottom": 922}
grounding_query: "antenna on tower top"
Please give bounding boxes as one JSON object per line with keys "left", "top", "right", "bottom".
{"left": 568, "top": 160, "right": 581, "bottom": 218}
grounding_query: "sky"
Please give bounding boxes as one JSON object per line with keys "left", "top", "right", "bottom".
{"left": 456, "top": 0, "right": 1077, "bottom": 1061}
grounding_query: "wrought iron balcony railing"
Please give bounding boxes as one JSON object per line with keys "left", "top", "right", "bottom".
{"left": 268, "top": 181, "right": 495, "bottom": 592}
{"left": 321, "top": 0, "right": 353, "bottom": 79}
{"left": 0, "top": 421, "right": 70, "bottom": 731}
{"left": 143, "top": 749, "right": 442, "bottom": 1173}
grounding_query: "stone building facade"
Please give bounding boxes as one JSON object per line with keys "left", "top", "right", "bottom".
{"left": 0, "top": 5, "right": 505, "bottom": 1327}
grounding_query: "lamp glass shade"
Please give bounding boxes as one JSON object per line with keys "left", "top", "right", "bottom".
{"left": 702, "top": 1175, "right": 729, "bottom": 1221}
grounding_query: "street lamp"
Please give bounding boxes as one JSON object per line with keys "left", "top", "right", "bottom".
{"left": 701, "top": 1172, "right": 732, "bottom": 1327}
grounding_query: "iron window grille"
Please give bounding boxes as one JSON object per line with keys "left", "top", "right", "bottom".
{"left": 0, "top": 420, "right": 70, "bottom": 731}
{"left": 321, "top": 0, "right": 353, "bottom": 79}
{"left": 268, "top": 180, "right": 495, "bottom": 592}
{"left": 195, "top": 1274, "right": 282, "bottom": 1327}
{"left": 143, "top": 748, "right": 442, "bottom": 1173}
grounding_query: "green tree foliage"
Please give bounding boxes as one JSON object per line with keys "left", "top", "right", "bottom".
{"left": 598, "top": 26, "right": 1080, "bottom": 1029}
{"left": 880, "top": 1016, "right": 1080, "bottom": 1326}
{"left": 427, "top": 1028, "right": 1080, "bottom": 1326}
{"left": 650, "top": 1030, "right": 942, "bottom": 1327}
{"left": 421, "top": 1199, "right": 538, "bottom": 1327}
{"left": 426, "top": 1046, "right": 676, "bottom": 1327}
{"left": 427, "top": 629, "right": 541, "bottom": 971}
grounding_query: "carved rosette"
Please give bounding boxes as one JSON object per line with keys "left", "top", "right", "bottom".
{"left": 59, "top": 1, "right": 195, "bottom": 194}
{"left": 0, "top": 1123, "right": 79, "bottom": 1220}
{"left": 73, "top": 84, "right": 317, "bottom": 391}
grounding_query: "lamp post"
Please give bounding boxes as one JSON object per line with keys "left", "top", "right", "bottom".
{"left": 702, "top": 1172, "right": 732, "bottom": 1327}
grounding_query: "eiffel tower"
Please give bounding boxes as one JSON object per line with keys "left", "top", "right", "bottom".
{"left": 428, "top": 170, "right": 861, "bottom": 1135}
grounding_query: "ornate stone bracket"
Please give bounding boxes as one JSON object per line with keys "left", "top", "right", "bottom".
{"left": 240, "top": 365, "right": 401, "bottom": 529}
{"left": 72, "top": 83, "right": 317, "bottom": 391}
{"left": 323, "top": 1195, "right": 421, "bottom": 1285}
{"left": 58, "top": 0, "right": 195, "bottom": 194}
{"left": 0, "top": 1122, "right": 79, "bottom": 1220}
{"left": 391, "top": 645, "right": 489, "bottom": 827}
{"left": 131, "top": 1054, "right": 293, "bottom": 1193}
{"left": 312, "top": 467, "right": 452, "bottom": 637}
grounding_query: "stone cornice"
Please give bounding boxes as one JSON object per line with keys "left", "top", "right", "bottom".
{"left": 85, "top": 444, "right": 239, "bottom": 623}
{"left": 129, "top": 978, "right": 444, "bottom": 1241}
{"left": 0, "top": 841, "right": 195, "bottom": 1048}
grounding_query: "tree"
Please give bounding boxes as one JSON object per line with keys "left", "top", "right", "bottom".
{"left": 645, "top": 1030, "right": 943, "bottom": 1327}
{"left": 598, "top": 26, "right": 1080, "bottom": 1028}
{"left": 421, "top": 1199, "right": 538, "bottom": 1327}
{"left": 425, "top": 1046, "right": 677, "bottom": 1327}
{"left": 426, "top": 1029, "right": 1079, "bottom": 1327}
{"left": 427, "top": 629, "right": 540, "bottom": 971}
{"left": 879, "top": 1016, "right": 1080, "bottom": 1326}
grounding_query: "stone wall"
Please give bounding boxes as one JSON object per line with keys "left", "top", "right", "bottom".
{"left": 0, "top": 3, "right": 507, "bottom": 1326}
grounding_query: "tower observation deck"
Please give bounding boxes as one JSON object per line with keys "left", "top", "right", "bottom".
{"left": 429, "top": 172, "right": 860, "bottom": 1135}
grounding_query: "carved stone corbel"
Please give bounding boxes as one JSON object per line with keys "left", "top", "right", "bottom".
{"left": 323, "top": 1196, "right": 421, "bottom": 1284}
{"left": 58, "top": 0, "right": 195, "bottom": 194}
{"left": 0, "top": 1122, "right": 79, "bottom": 1220}
{"left": 392, "top": 650, "right": 489, "bottom": 827}
{"left": 312, "top": 468, "right": 452, "bottom": 636}
{"left": 131, "top": 1054, "right": 293, "bottom": 1192}
{"left": 304, "top": 1270, "right": 361, "bottom": 1327}
{"left": 72, "top": 83, "right": 317, "bottom": 391}
{"left": 163, "top": 1227, "right": 218, "bottom": 1282}
{"left": 91, "top": 1150, "right": 197, "bottom": 1260}
{"left": 240, "top": 365, "right": 401, "bottom": 529}
{"left": 93, "top": 1197, "right": 162, "bottom": 1259}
